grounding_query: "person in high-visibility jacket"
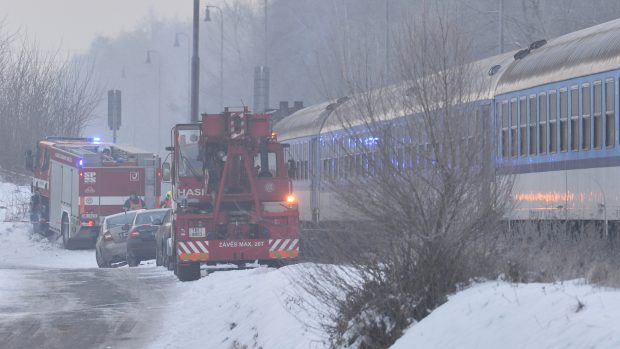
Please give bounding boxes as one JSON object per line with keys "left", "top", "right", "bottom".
{"left": 160, "top": 191, "right": 173, "bottom": 208}
{"left": 124, "top": 192, "right": 145, "bottom": 211}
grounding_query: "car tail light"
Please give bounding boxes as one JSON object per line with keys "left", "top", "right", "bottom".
{"left": 103, "top": 232, "right": 113, "bottom": 241}
{"left": 129, "top": 230, "right": 140, "bottom": 239}
{"left": 81, "top": 219, "right": 96, "bottom": 227}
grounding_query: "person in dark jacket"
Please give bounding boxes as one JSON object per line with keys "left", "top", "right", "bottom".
{"left": 124, "top": 192, "right": 145, "bottom": 211}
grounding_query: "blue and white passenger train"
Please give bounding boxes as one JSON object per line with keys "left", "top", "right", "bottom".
{"left": 274, "top": 19, "right": 620, "bottom": 232}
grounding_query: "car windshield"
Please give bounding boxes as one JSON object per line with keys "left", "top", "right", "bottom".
{"left": 135, "top": 210, "right": 167, "bottom": 225}
{"left": 106, "top": 212, "right": 137, "bottom": 228}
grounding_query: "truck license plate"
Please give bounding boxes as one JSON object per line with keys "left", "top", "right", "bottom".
{"left": 189, "top": 227, "right": 206, "bottom": 238}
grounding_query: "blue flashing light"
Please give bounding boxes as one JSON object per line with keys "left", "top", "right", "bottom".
{"left": 92, "top": 137, "right": 101, "bottom": 144}
{"left": 78, "top": 159, "right": 84, "bottom": 167}
{"left": 364, "top": 137, "right": 380, "bottom": 145}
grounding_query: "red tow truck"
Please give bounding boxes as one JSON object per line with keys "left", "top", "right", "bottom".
{"left": 162, "top": 107, "right": 299, "bottom": 281}
{"left": 26, "top": 137, "right": 161, "bottom": 248}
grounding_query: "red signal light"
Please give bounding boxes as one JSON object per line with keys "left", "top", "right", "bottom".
{"left": 103, "top": 232, "right": 113, "bottom": 241}
{"left": 129, "top": 230, "right": 140, "bottom": 239}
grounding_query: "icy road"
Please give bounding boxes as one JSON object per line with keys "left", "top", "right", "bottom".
{"left": 1, "top": 181, "right": 620, "bottom": 349}
{"left": 0, "top": 266, "right": 175, "bottom": 349}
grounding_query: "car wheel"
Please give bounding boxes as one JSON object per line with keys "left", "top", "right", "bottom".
{"left": 96, "top": 248, "right": 104, "bottom": 268}
{"left": 176, "top": 262, "right": 200, "bottom": 282}
{"left": 155, "top": 243, "right": 162, "bottom": 266}
{"left": 127, "top": 251, "right": 139, "bottom": 267}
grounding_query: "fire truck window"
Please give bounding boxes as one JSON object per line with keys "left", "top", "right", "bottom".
{"left": 178, "top": 129, "right": 202, "bottom": 177}
{"left": 254, "top": 152, "right": 278, "bottom": 176}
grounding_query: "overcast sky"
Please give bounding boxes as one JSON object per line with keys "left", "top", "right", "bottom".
{"left": 0, "top": 0, "right": 195, "bottom": 53}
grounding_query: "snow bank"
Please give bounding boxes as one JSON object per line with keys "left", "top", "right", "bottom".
{"left": 0, "top": 221, "right": 97, "bottom": 269}
{"left": 151, "top": 264, "right": 327, "bottom": 349}
{"left": 0, "top": 181, "right": 96, "bottom": 269}
{"left": 391, "top": 281, "right": 620, "bottom": 349}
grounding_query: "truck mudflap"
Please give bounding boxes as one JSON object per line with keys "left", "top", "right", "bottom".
{"left": 177, "top": 238, "right": 299, "bottom": 262}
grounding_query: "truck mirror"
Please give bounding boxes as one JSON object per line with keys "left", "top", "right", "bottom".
{"left": 25, "top": 150, "right": 34, "bottom": 171}
{"left": 287, "top": 159, "right": 296, "bottom": 178}
{"left": 162, "top": 162, "right": 171, "bottom": 182}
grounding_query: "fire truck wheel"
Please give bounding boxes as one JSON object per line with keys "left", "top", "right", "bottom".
{"left": 176, "top": 262, "right": 200, "bottom": 282}
{"left": 61, "top": 214, "right": 74, "bottom": 250}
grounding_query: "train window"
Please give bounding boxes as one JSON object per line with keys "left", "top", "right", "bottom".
{"left": 322, "top": 159, "right": 328, "bottom": 180}
{"left": 582, "top": 84, "right": 591, "bottom": 150}
{"left": 511, "top": 99, "right": 518, "bottom": 157}
{"left": 549, "top": 91, "right": 558, "bottom": 153}
{"left": 529, "top": 96, "right": 536, "bottom": 156}
{"left": 418, "top": 144, "right": 425, "bottom": 169}
{"left": 606, "top": 79, "right": 615, "bottom": 148}
{"left": 559, "top": 89, "right": 568, "bottom": 152}
{"left": 501, "top": 102, "right": 509, "bottom": 158}
{"left": 333, "top": 158, "right": 339, "bottom": 179}
{"left": 520, "top": 97, "right": 527, "bottom": 157}
{"left": 303, "top": 159, "right": 307, "bottom": 180}
{"left": 570, "top": 87, "right": 579, "bottom": 152}
{"left": 538, "top": 93, "right": 547, "bottom": 154}
{"left": 594, "top": 81, "right": 602, "bottom": 149}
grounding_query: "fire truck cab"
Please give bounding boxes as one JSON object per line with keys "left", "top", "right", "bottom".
{"left": 163, "top": 107, "right": 299, "bottom": 281}
{"left": 26, "top": 137, "right": 161, "bottom": 249}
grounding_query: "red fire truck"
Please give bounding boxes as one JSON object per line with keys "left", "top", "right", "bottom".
{"left": 26, "top": 137, "right": 161, "bottom": 249}
{"left": 162, "top": 107, "right": 299, "bottom": 281}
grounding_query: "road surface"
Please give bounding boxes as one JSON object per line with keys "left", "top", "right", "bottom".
{"left": 0, "top": 265, "right": 176, "bottom": 349}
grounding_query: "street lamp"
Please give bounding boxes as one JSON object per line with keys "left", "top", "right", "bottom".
{"left": 205, "top": 5, "right": 224, "bottom": 111}
{"left": 174, "top": 32, "right": 191, "bottom": 118}
{"left": 145, "top": 50, "right": 162, "bottom": 154}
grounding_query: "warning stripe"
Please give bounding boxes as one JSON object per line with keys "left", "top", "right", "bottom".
{"left": 268, "top": 238, "right": 299, "bottom": 259}
{"left": 177, "top": 241, "right": 210, "bottom": 262}
{"left": 178, "top": 252, "right": 210, "bottom": 262}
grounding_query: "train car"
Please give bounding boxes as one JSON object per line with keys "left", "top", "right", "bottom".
{"left": 274, "top": 53, "right": 516, "bottom": 222}
{"left": 494, "top": 19, "right": 620, "bottom": 235}
{"left": 274, "top": 18, "right": 620, "bottom": 235}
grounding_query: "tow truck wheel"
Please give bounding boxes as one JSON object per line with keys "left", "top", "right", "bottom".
{"left": 176, "top": 262, "right": 200, "bottom": 282}
{"left": 61, "top": 214, "right": 73, "bottom": 250}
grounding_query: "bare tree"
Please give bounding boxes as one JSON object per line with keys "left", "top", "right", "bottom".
{"left": 0, "top": 28, "right": 100, "bottom": 171}
{"left": 296, "top": 4, "right": 512, "bottom": 348}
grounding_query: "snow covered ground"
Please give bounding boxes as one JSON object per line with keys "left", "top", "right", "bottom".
{"left": 0, "top": 181, "right": 97, "bottom": 269}
{"left": 151, "top": 265, "right": 327, "bottom": 349}
{"left": 1, "top": 180, "right": 620, "bottom": 348}
{"left": 392, "top": 281, "right": 620, "bottom": 349}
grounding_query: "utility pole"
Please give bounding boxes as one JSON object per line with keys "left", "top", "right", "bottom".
{"left": 499, "top": 0, "right": 504, "bottom": 54}
{"left": 264, "top": 0, "right": 268, "bottom": 67}
{"left": 191, "top": 0, "right": 200, "bottom": 123}
{"left": 385, "top": 0, "right": 389, "bottom": 82}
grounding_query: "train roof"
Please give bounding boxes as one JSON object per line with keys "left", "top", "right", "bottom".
{"left": 274, "top": 49, "right": 515, "bottom": 141}
{"left": 275, "top": 18, "right": 620, "bottom": 141}
{"left": 495, "top": 18, "right": 620, "bottom": 95}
